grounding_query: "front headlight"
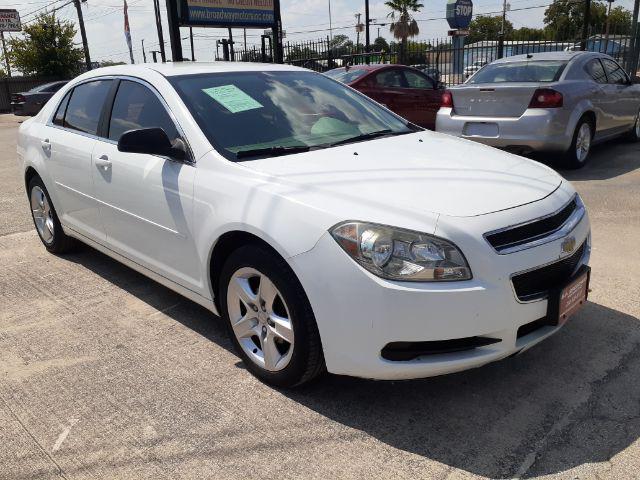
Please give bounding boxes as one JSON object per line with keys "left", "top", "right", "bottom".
{"left": 330, "top": 221, "right": 472, "bottom": 282}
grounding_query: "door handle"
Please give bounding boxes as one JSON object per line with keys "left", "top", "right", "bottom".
{"left": 95, "top": 155, "right": 111, "bottom": 171}
{"left": 41, "top": 138, "right": 51, "bottom": 154}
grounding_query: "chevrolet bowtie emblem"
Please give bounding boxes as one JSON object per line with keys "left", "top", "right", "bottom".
{"left": 561, "top": 236, "right": 576, "bottom": 255}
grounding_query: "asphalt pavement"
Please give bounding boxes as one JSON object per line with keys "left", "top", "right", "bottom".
{"left": 1, "top": 114, "right": 639, "bottom": 479}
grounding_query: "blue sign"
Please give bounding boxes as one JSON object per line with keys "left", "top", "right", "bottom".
{"left": 446, "top": 0, "right": 473, "bottom": 30}
{"left": 178, "top": 0, "right": 276, "bottom": 28}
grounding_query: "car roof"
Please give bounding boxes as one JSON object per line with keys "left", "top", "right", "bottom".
{"left": 491, "top": 51, "right": 599, "bottom": 64}
{"left": 78, "top": 61, "right": 307, "bottom": 79}
{"left": 328, "top": 64, "right": 407, "bottom": 73}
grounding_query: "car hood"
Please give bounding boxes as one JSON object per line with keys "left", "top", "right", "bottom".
{"left": 241, "top": 131, "right": 562, "bottom": 218}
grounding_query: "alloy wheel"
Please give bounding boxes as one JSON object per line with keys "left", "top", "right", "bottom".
{"left": 31, "top": 186, "right": 54, "bottom": 244}
{"left": 226, "top": 267, "right": 294, "bottom": 372}
{"left": 575, "top": 123, "right": 591, "bottom": 162}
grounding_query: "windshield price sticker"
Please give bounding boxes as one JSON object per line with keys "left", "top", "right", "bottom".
{"left": 202, "top": 85, "right": 263, "bottom": 113}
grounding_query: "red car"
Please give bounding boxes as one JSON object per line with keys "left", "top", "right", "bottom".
{"left": 325, "top": 64, "right": 443, "bottom": 130}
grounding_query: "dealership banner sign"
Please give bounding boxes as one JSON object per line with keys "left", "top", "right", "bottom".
{"left": 0, "top": 9, "right": 21, "bottom": 32}
{"left": 178, "top": 0, "right": 275, "bottom": 28}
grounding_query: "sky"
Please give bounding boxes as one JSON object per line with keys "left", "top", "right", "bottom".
{"left": 2, "top": 0, "right": 638, "bottom": 65}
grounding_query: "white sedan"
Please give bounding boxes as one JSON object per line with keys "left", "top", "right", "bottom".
{"left": 17, "top": 63, "right": 591, "bottom": 387}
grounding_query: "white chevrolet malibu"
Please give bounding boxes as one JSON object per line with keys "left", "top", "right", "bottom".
{"left": 17, "top": 63, "right": 591, "bottom": 387}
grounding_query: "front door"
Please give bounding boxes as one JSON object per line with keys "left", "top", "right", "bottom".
{"left": 91, "top": 79, "right": 200, "bottom": 291}
{"left": 601, "top": 58, "right": 637, "bottom": 133}
{"left": 400, "top": 68, "right": 442, "bottom": 130}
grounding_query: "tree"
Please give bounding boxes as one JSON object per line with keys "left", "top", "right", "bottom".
{"left": 328, "top": 34, "right": 355, "bottom": 57}
{"left": 385, "top": 0, "right": 423, "bottom": 64}
{"left": 543, "top": 0, "right": 632, "bottom": 39}
{"left": 372, "top": 36, "right": 390, "bottom": 52}
{"left": 8, "top": 13, "right": 83, "bottom": 77}
{"left": 466, "top": 15, "right": 513, "bottom": 43}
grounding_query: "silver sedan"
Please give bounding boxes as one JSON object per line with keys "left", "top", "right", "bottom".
{"left": 436, "top": 51, "right": 640, "bottom": 168}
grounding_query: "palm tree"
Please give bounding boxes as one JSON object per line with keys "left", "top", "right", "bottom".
{"left": 385, "top": 0, "right": 423, "bottom": 64}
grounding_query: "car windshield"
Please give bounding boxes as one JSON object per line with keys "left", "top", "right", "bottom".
{"left": 468, "top": 60, "right": 568, "bottom": 84}
{"left": 170, "top": 70, "right": 412, "bottom": 160}
{"left": 324, "top": 68, "right": 370, "bottom": 84}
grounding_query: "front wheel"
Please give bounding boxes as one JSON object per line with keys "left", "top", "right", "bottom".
{"left": 219, "top": 245, "right": 324, "bottom": 387}
{"left": 561, "top": 119, "right": 593, "bottom": 169}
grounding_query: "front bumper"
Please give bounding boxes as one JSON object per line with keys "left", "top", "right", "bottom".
{"left": 289, "top": 188, "right": 590, "bottom": 380}
{"left": 435, "top": 107, "right": 573, "bottom": 153}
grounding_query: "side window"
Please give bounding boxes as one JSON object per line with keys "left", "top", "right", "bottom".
{"left": 64, "top": 80, "right": 113, "bottom": 135}
{"left": 403, "top": 70, "right": 434, "bottom": 89}
{"left": 601, "top": 58, "right": 629, "bottom": 85}
{"left": 108, "top": 80, "right": 179, "bottom": 143}
{"left": 585, "top": 59, "right": 607, "bottom": 84}
{"left": 375, "top": 69, "right": 405, "bottom": 88}
{"left": 53, "top": 91, "right": 71, "bottom": 126}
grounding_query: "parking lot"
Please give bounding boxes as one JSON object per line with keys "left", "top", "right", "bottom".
{"left": 1, "top": 112, "right": 639, "bottom": 479}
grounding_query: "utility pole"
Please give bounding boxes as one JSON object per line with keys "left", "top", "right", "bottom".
{"left": 501, "top": 0, "right": 509, "bottom": 35}
{"left": 73, "top": 0, "right": 91, "bottom": 70}
{"left": 153, "top": 0, "right": 166, "bottom": 62}
{"left": 581, "top": 0, "right": 592, "bottom": 51}
{"left": 141, "top": 39, "right": 147, "bottom": 62}
{"left": 604, "top": 0, "right": 615, "bottom": 53}
{"left": 0, "top": 32, "right": 11, "bottom": 77}
{"left": 365, "top": 0, "right": 370, "bottom": 64}
{"left": 244, "top": 28, "right": 247, "bottom": 50}
{"left": 355, "top": 13, "right": 361, "bottom": 46}
{"left": 328, "top": 0, "right": 333, "bottom": 43}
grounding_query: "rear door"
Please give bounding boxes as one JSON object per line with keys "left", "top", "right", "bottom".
{"left": 91, "top": 79, "right": 199, "bottom": 290}
{"left": 400, "top": 68, "right": 442, "bottom": 129}
{"left": 46, "top": 79, "right": 113, "bottom": 240}
{"left": 584, "top": 58, "right": 611, "bottom": 135}
{"left": 600, "top": 58, "right": 637, "bottom": 132}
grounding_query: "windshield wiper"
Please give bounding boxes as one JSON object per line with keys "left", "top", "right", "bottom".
{"left": 235, "top": 145, "right": 311, "bottom": 160}
{"left": 328, "top": 129, "right": 404, "bottom": 147}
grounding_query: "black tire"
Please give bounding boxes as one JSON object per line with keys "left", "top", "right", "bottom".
{"left": 561, "top": 117, "right": 593, "bottom": 170}
{"left": 219, "top": 244, "right": 325, "bottom": 388}
{"left": 625, "top": 110, "right": 640, "bottom": 142}
{"left": 27, "top": 175, "right": 76, "bottom": 254}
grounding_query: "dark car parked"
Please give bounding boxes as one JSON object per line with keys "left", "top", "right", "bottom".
{"left": 325, "top": 64, "right": 444, "bottom": 130}
{"left": 11, "top": 81, "right": 69, "bottom": 116}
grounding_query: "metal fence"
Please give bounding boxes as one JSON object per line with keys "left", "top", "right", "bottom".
{"left": 232, "top": 22, "right": 640, "bottom": 86}
{"left": 0, "top": 76, "right": 66, "bottom": 113}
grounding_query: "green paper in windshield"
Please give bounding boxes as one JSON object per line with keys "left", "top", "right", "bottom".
{"left": 202, "top": 84, "right": 263, "bottom": 113}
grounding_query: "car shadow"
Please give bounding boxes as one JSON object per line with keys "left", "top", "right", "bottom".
{"left": 530, "top": 137, "right": 640, "bottom": 181}
{"left": 63, "top": 244, "right": 640, "bottom": 478}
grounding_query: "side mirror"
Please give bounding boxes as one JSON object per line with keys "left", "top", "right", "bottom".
{"left": 117, "top": 127, "right": 186, "bottom": 161}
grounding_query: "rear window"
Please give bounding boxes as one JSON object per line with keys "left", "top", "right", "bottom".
{"left": 324, "top": 68, "right": 369, "bottom": 84}
{"left": 64, "top": 80, "right": 112, "bottom": 135}
{"left": 468, "top": 60, "right": 568, "bottom": 84}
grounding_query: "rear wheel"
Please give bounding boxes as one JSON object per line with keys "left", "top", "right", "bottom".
{"left": 28, "top": 176, "right": 76, "bottom": 254}
{"left": 219, "top": 245, "right": 324, "bottom": 387}
{"left": 562, "top": 118, "right": 593, "bottom": 169}
{"left": 626, "top": 109, "right": 640, "bottom": 142}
